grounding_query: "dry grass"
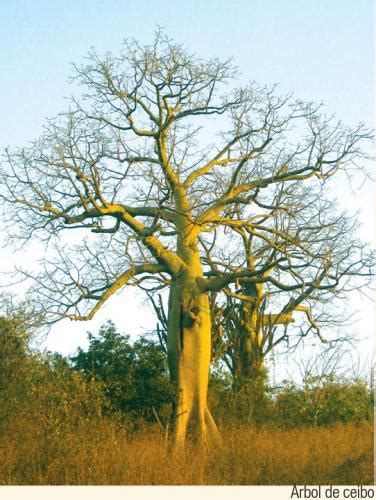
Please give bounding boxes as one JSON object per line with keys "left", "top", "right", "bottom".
{"left": 0, "top": 416, "right": 373, "bottom": 485}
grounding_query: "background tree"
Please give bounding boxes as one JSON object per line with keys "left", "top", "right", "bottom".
{"left": 0, "top": 31, "right": 372, "bottom": 447}
{"left": 149, "top": 182, "right": 373, "bottom": 400}
{"left": 206, "top": 193, "right": 367, "bottom": 391}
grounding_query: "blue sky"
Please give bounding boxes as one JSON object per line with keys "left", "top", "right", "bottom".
{"left": 0, "top": 0, "right": 373, "bottom": 147}
{"left": 0, "top": 0, "right": 374, "bottom": 365}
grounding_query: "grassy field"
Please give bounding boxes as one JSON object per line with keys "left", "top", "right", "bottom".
{"left": 0, "top": 418, "right": 373, "bottom": 485}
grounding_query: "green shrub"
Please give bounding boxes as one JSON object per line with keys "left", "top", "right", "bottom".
{"left": 70, "top": 321, "right": 176, "bottom": 423}
{"left": 208, "top": 370, "right": 275, "bottom": 427}
{"left": 274, "top": 373, "right": 373, "bottom": 428}
{"left": 0, "top": 314, "right": 107, "bottom": 441}
{"left": 208, "top": 367, "right": 373, "bottom": 429}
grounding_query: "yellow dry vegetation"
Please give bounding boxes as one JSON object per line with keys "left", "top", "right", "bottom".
{"left": 0, "top": 419, "right": 373, "bottom": 485}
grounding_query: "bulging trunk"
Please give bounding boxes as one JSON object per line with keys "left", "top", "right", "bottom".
{"left": 234, "top": 341, "right": 266, "bottom": 390}
{"left": 237, "top": 326, "right": 265, "bottom": 383}
{"left": 230, "top": 298, "right": 269, "bottom": 425}
{"left": 233, "top": 299, "right": 267, "bottom": 395}
{"left": 167, "top": 271, "right": 219, "bottom": 448}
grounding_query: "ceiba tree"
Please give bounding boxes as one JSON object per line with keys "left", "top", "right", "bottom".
{"left": 1, "top": 32, "right": 373, "bottom": 446}
{"left": 207, "top": 203, "right": 370, "bottom": 392}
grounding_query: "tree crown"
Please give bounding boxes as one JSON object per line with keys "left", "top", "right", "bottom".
{"left": 0, "top": 32, "right": 373, "bottom": 344}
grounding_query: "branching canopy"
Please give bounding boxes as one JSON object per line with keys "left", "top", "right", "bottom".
{"left": 1, "top": 32, "right": 373, "bottom": 344}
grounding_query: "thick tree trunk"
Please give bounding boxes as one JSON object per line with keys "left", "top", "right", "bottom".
{"left": 234, "top": 334, "right": 266, "bottom": 390}
{"left": 167, "top": 270, "right": 219, "bottom": 448}
{"left": 233, "top": 288, "right": 266, "bottom": 386}
{"left": 163, "top": 179, "right": 220, "bottom": 448}
{"left": 228, "top": 302, "right": 268, "bottom": 424}
{"left": 233, "top": 328, "right": 267, "bottom": 404}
